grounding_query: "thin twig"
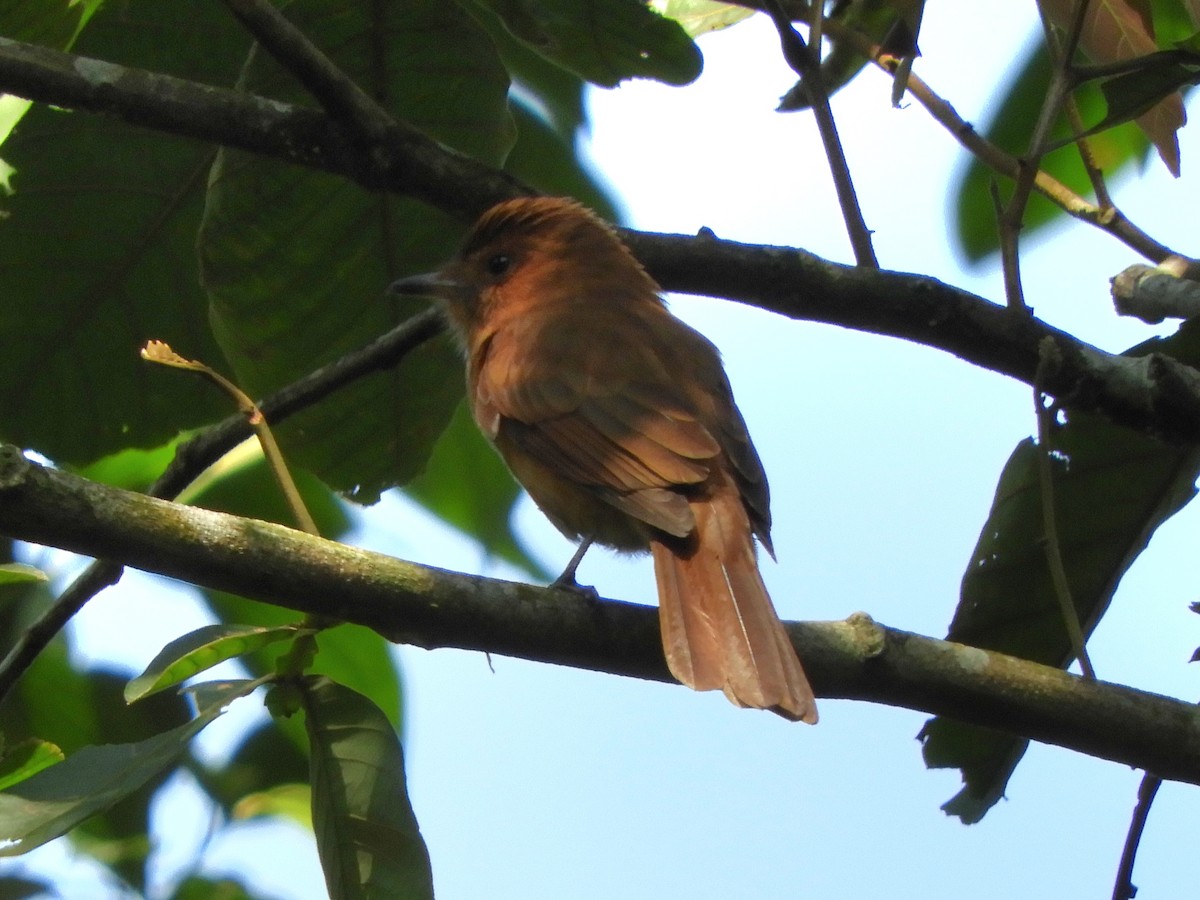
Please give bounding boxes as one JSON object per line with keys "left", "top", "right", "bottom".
{"left": 764, "top": 0, "right": 878, "bottom": 268}
{"left": 1111, "top": 772, "right": 1162, "bottom": 900}
{"left": 997, "top": 0, "right": 1091, "bottom": 311}
{"left": 1033, "top": 382, "right": 1097, "bottom": 680}
{"left": 141, "top": 341, "right": 319, "bottom": 536}
{"left": 0, "top": 31, "right": 1176, "bottom": 262}
{"left": 774, "top": 7, "right": 1179, "bottom": 264}
{"left": 0, "top": 562, "right": 123, "bottom": 709}
{"left": 1063, "top": 92, "right": 1113, "bottom": 210}
{"left": 219, "top": 0, "right": 395, "bottom": 143}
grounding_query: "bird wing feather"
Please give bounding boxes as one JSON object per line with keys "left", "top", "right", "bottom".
{"left": 472, "top": 306, "right": 726, "bottom": 538}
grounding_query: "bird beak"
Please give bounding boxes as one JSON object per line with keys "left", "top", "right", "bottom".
{"left": 388, "top": 271, "right": 459, "bottom": 299}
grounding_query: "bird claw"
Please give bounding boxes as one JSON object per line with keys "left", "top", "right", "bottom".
{"left": 549, "top": 571, "right": 600, "bottom": 602}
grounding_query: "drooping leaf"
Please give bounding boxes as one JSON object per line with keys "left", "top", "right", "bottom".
{"left": 303, "top": 677, "right": 432, "bottom": 900}
{"left": 468, "top": 0, "right": 591, "bottom": 139}
{"left": 1041, "top": 0, "right": 1185, "bottom": 173}
{"left": 199, "top": 0, "right": 514, "bottom": 505}
{"left": 475, "top": 0, "right": 703, "bottom": 87}
{"left": 0, "top": 679, "right": 259, "bottom": 856}
{"left": 1086, "top": 49, "right": 1200, "bottom": 140}
{"left": 921, "top": 320, "right": 1200, "bottom": 822}
{"left": 62, "top": 672, "right": 193, "bottom": 891}
{"left": 0, "top": 1, "right": 252, "bottom": 464}
{"left": 181, "top": 444, "right": 353, "bottom": 539}
{"left": 73, "top": 440, "right": 184, "bottom": 493}
{"left": 125, "top": 624, "right": 304, "bottom": 703}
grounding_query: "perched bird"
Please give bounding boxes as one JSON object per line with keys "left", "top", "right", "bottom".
{"left": 391, "top": 197, "right": 816, "bottom": 723}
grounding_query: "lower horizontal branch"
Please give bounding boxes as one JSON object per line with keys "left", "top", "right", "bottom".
{"left": 1, "top": 444, "right": 1198, "bottom": 782}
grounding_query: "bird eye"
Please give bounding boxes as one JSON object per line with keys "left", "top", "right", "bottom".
{"left": 486, "top": 254, "right": 511, "bottom": 277}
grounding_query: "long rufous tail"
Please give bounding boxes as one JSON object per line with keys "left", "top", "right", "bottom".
{"left": 651, "top": 485, "right": 817, "bottom": 724}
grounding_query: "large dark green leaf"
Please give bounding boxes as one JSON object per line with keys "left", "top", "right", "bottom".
{"left": 303, "top": 677, "right": 432, "bottom": 900}
{"left": 199, "top": 1, "right": 514, "bottom": 504}
{"left": 0, "top": 2, "right": 252, "bottom": 464}
{"left": 467, "top": 0, "right": 591, "bottom": 139}
{"left": 0, "top": 0, "right": 84, "bottom": 49}
{"left": 921, "top": 321, "right": 1200, "bottom": 822}
{"left": 474, "top": 0, "right": 702, "bottom": 87}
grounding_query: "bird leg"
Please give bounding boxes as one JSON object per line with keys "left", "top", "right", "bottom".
{"left": 550, "top": 536, "right": 597, "bottom": 597}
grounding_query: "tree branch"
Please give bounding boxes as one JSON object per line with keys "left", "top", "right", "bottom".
{"left": 5, "top": 36, "right": 1200, "bottom": 446}
{"left": 628, "top": 231, "right": 1200, "bottom": 443}
{"left": 0, "top": 310, "right": 445, "bottom": 706}
{"left": 0, "top": 35, "right": 525, "bottom": 220}
{"left": 1, "top": 444, "right": 1198, "bottom": 783}
{"left": 5, "top": 38, "right": 1200, "bottom": 439}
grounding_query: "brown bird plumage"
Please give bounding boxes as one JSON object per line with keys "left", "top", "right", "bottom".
{"left": 392, "top": 197, "right": 816, "bottom": 723}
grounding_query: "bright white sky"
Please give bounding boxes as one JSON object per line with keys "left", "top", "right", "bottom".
{"left": 13, "top": 5, "right": 1200, "bottom": 898}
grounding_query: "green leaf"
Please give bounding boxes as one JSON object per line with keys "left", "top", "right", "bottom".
{"left": 125, "top": 624, "right": 304, "bottom": 703}
{"left": 922, "top": 321, "right": 1200, "bottom": 822}
{"left": 0, "top": 679, "right": 259, "bottom": 856}
{"left": 199, "top": 0, "right": 514, "bottom": 505}
{"left": 231, "top": 782, "right": 312, "bottom": 828}
{"left": 0, "top": 0, "right": 84, "bottom": 50}
{"left": 72, "top": 440, "right": 183, "bottom": 492}
{"left": 0, "top": 564, "right": 47, "bottom": 588}
{"left": 201, "top": 589, "right": 405, "bottom": 731}
{"left": 468, "top": 1, "right": 591, "bottom": 139}
{"left": 0, "top": 738, "right": 64, "bottom": 791}
{"left": 1087, "top": 51, "right": 1200, "bottom": 139}
{"left": 952, "top": 43, "right": 1149, "bottom": 262}
{"left": 650, "top": 0, "right": 754, "bottom": 38}
{"left": 476, "top": 0, "right": 703, "bottom": 87}
{"left": 0, "top": 1, "right": 253, "bottom": 463}
{"left": 405, "top": 399, "right": 552, "bottom": 581}
{"left": 303, "top": 677, "right": 432, "bottom": 900}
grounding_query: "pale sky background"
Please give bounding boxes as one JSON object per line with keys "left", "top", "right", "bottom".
{"left": 9, "top": 4, "right": 1200, "bottom": 898}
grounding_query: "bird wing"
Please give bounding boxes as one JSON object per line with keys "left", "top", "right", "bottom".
{"left": 471, "top": 306, "right": 722, "bottom": 538}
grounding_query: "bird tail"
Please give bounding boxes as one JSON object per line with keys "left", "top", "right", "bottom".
{"left": 651, "top": 485, "right": 817, "bottom": 724}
